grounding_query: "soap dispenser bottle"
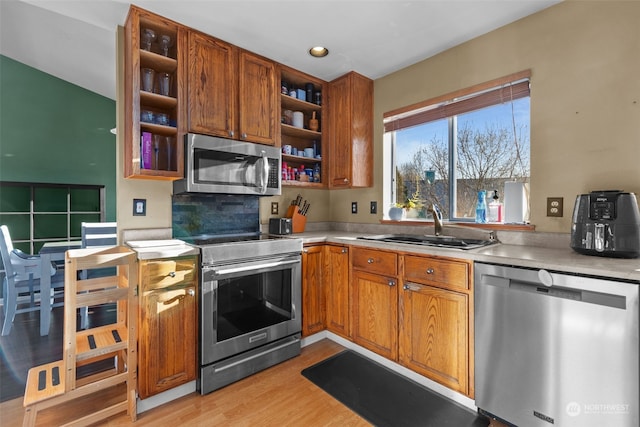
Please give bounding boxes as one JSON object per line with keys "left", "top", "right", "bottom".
{"left": 475, "top": 190, "right": 487, "bottom": 223}
{"left": 488, "top": 190, "right": 503, "bottom": 223}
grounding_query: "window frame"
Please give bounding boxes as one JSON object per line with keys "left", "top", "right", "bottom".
{"left": 0, "top": 181, "right": 105, "bottom": 254}
{"left": 383, "top": 70, "right": 531, "bottom": 224}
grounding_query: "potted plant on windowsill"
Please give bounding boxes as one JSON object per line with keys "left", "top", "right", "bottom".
{"left": 389, "top": 191, "right": 420, "bottom": 220}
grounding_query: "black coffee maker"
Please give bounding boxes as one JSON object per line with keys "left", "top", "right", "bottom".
{"left": 571, "top": 190, "right": 640, "bottom": 258}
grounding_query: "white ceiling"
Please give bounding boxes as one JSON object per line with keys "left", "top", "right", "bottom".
{"left": 0, "top": 0, "right": 561, "bottom": 100}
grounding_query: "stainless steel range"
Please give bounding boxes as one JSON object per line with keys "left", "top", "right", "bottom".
{"left": 194, "top": 234, "right": 302, "bottom": 394}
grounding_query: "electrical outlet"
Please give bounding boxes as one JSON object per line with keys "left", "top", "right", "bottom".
{"left": 547, "top": 197, "right": 563, "bottom": 217}
{"left": 351, "top": 202, "right": 358, "bottom": 214}
{"left": 271, "top": 202, "right": 279, "bottom": 215}
{"left": 370, "top": 201, "right": 377, "bottom": 214}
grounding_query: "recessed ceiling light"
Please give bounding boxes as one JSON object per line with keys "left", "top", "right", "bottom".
{"left": 309, "top": 46, "right": 329, "bottom": 58}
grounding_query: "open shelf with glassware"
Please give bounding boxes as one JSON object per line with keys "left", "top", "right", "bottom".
{"left": 124, "top": 6, "right": 186, "bottom": 180}
{"left": 280, "top": 66, "right": 325, "bottom": 187}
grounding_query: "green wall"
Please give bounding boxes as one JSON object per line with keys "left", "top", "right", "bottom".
{"left": 0, "top": 55, "right": 117, "bottom": 221}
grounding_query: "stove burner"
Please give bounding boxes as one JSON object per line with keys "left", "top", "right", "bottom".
{"left": 189, "top": 233, "right": 264, "bottom": 245}
{"left": 183, "top": 232, "right": 302, "bottom": 266}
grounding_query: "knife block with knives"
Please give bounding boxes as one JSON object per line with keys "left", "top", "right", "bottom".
{"left": 286, "top": 194, "right": 309, "bottom": 233}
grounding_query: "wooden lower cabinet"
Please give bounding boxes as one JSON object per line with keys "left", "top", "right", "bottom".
{"left": 399, "top": 255, "right": 474, "bottom": 397}
{"left": 324, "top": 245, "right": 350, "bottom": 338}
{"left": 351, "top": 248, "right": 399, "bottom": 360}
{"left": 302, "top": 245, "right": 325, "bottom": 336}
{"left": 399, "top": 282, "right": 469, "bottom": 394}
{"left": 138, "top": 256, "right": 198, "bottom": 399}
{"left": 299, "top": 243, "right": 474, "bottom": 398}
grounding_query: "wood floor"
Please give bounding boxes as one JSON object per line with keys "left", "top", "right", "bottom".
{"left": 0, "top": 339, "right": 372, "bottom": 427}
{"left": 0, "top": 304, "right": 116, "bottom": 403}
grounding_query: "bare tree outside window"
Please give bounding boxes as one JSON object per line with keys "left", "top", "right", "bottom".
{"left": 394, "top": 98, "right": 530, "bottom": 221}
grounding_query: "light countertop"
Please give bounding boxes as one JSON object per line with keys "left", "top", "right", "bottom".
{"left": 286, "top": 231, "right": 640, "bottom": 282}
{"left": 126, "top": 239, "right": 200, "bottom": 260}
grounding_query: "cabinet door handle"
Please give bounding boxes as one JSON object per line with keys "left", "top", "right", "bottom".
{"left": 403, "top": 282, "right": 421, "bottom": 292}
{"left": 228, "top": 130, "right": 234, "bottom": 137}
{"left": 241, "top": 132, "right": 247, "bottom": 139}
{"left": 367, "top": 258, "right": 374, "bottom": 264}
{"left": 163, "top": 288, "right": 195, "bottom": 305}
{"left": 163, "top": 294, "right": 185, "bottom": 305}
{"left": 343, "top": 178, "right": 349, "bottom": 183}
{"left": 169, "top": 271, "right": 176, "bottom": 278}
{"left": 426, "top": 268, "right": 434, "bottom": 275}
{"left": 341, "top": 248, "right": 348, "bottom": 254}
{"left": 388, "top": 280, "right": 396, "bottom": 287}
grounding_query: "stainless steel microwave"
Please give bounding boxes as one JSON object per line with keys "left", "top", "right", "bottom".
{"left": 173, "top": 133, "right": 281, "bottom": 196}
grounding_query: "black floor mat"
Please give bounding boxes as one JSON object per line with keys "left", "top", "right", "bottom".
{"left": 302, "top": 350, "right": 489, "bottom": 427}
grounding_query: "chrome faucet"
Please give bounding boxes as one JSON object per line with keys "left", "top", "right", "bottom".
{"left": 427, "top": 204, "right": 443, "bottom": 236}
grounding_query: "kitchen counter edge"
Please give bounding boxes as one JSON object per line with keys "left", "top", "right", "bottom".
{"left": 289, "top": 231, "right": 640, "bottom": 282}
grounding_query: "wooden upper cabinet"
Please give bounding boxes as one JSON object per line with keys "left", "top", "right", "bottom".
{"left": 187, "top": 30, "right": 236, "bottom": 138}
{"left": 123, "top": 6, "right": 187, "bottom": 180}
{"left": 187, "top": 32, "right": 278, "bottom": 145}
{"left": 238, "top": 50, "right": 278, "bottom": 145}
{"left": 327, "top": 71, "right": 373, "bottom": 188}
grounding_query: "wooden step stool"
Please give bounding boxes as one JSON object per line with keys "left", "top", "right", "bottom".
{"left": 23, "top": 246, "right": 138, "bottom": 427}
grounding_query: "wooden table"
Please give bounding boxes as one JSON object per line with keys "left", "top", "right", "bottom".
{"left": 38, "top": 241, "right": 82, "bottom": 336}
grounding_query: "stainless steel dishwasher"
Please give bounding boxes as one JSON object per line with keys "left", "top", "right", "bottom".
{"left": 475, "top": 262, "right": 639, "bottom": 427}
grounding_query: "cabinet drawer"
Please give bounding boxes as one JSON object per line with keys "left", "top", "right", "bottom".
{"left": 352, "top": 247, "right": 397, "bottom": 276}
{"left": 141, "top": 257, "right": 198, "bottom": 291}
{"left": 403, "top": 255, "right": 469, "bottom": 291}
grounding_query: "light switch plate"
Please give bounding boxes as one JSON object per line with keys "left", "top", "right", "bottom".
{"left": 370, "top": 201, "right": 377, "bottom": 214}
{"left": 271, "top": 202, "right": 279, "bottom": 215}
{"left": 133, "top": 198, "right": 146, "bottom": 216}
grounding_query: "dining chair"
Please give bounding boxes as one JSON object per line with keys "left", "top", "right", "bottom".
{"left": 0, "top": 225, "right": 64, "bottom": 336}
{"left": 78, "top": 222, "right": 118, "bottom": 329}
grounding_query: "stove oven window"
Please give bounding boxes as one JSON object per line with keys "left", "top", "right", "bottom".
{"left": 217, "top": 270, "right": 292, "bottom": 342}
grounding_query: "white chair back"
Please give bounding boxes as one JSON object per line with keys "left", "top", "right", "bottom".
{"left": 0, "top": 225, "right": 16, "bottom": 280}
{"left": 81, "top": 222, "right": 117, "bottom": 248}
{"left": 1, "top": 224, "right": 61, "bottom": 336}
{"left": 1, "top": 225, "right": 45, "bottom": 281}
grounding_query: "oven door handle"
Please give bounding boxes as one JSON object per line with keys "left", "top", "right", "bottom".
{"left": 212, "top": 258, "right": 299, "bottom": 276}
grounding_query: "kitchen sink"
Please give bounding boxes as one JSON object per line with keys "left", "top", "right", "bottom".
{"left": 357, "top": 234, "right": 497, "bottom": 250}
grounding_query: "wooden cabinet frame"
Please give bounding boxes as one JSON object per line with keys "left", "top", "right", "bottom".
{"left": 124, "top": 6, "right": 187, "bottom": 180}
{"left": 138, "top": 256, "right": 198, "bottom": 398}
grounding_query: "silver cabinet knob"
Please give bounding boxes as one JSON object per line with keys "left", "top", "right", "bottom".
{"left": 426, "top": 268, "right": 434, "bottom": 275}
{"left": 388, "top": 280, "right": 396, "bottom": 287}
{"left": 367, "top": 258, "right": 374, "bottom": 264}
{"left": 188, "top": 289, "right": 195, "bottom": 296}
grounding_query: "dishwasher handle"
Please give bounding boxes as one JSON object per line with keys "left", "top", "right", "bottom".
{"left": 480, "top": 272, "right": 626, "bottom": 310}
{"left": 509, "top": 280, "right": 582, "bottom": 301}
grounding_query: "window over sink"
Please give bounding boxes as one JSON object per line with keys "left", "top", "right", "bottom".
{"left": 383, "top": 70, "right": 531, "bottom": 224}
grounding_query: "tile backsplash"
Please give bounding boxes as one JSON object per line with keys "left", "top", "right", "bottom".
{"left": 172, "top": 194, "right": 259, "bottom": 239}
